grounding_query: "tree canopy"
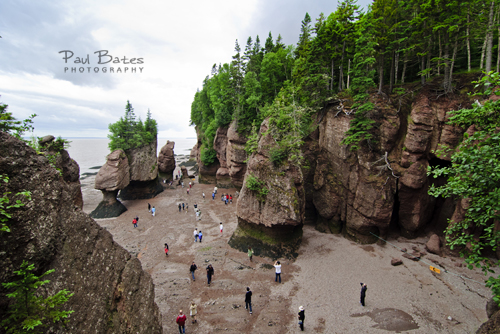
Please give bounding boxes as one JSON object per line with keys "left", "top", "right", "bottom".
{"left": 108, "top": 101, "right": 158, "bottom": 152}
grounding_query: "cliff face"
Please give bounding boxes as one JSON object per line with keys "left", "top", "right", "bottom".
{"left": 229, "top": 119, "right": 304, "bottom": 259}
{"left": 119, "top": 138, "right": 163, "bottom": 200}
{"left": 226, "top": 84, "right": 472, "bottom": 256}
{"left": 0, "top": 133, "right": 162, "bottom": 334}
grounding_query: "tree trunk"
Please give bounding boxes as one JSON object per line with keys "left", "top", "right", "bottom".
{"left": 338, "top": 41, "right": 346, "bottom": 91}
{"left": 480, "top": 35, "right": 487, "bottom": 70}
{"left": 330, "top": 59, "right": 334, "bottom": 90}
{"left": 420, "top": 55, "right": 426, "bottom": 86}
{"left": 438, "top": 32, "right": 442, "bottom": 76}
{"left": 443, "top": 30, "right": 451, "bottom": 93}
{"left": 467, "top": 7, "right": 471, "bottom": 72}
{"left": 485, "top": 0, "right": 495, "bottom": 73}
{"left": 401, "top": 52, "right": 407, "bottom": 84}
{"left": 389, "top": 50, "right": 395, "bottom": 93}
{"left": 394, "top": 51, "right": 399, "bottom": 86}
{"left": 378, "top": 53, "right": 385, "bottom": 94}
{"left": 449, "top": 33, "right": 459, "bottom": 90}
{"left": 347, "top": 59, "right": 351, "bottom": 90}
{"left": 426, "top": 37, "right": 432, "bottom": 79}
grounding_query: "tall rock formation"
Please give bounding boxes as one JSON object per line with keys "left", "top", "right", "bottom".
{"left": 158, "top": 140, "right": 176, "bottom": 181}
{"left": 229, "top": 119, "right": 304, "bottom": 259}
{"left": 119, "top": 138, "right": 163, "bottom": 200}
{"left": 0, "top": 133, "right": 162, "bottom": 333}
{"left": 226, "top": 120, "right": 248, "bottom": 188}
{"left": 91, "top": 149, "right": 130, "bottom": 218}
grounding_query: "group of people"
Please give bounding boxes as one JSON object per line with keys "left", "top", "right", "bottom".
{"left": 220, "top": 193, "right": 233, "bottom": 205}
{"left": 147, "top": 203, "right": 156, "bottom": 216}
{"left": 175, "top": 302, "right": 198, "bottom": 334}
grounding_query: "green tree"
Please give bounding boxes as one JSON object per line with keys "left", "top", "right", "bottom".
{"left": 0, "top": 99, "right": 36, "bottom": 139}
{"left": 2, "top": 261, "right": 74, "bottom": 333}
{"left": 0, "top": 175, "right": 31, "bottom": 233}
{"left": 108, "top": 101, "right": 157, "bottom": 152}
{"left": 428, "top": 72, "right": 500, "bottom": 304}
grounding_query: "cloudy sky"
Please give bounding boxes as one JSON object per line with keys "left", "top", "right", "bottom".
{"left": 0, "top": 0, "right": 371, "bottom": 139}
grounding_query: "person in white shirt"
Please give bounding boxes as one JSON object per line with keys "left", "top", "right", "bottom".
{"left": 274, "top": 260, "right": 282, "bottom": 283}
{"left": 194, "top": 228, "right": 199, "bottom": 242}
{"left": 219, "top": 222, "right": 223, "bottom": 235}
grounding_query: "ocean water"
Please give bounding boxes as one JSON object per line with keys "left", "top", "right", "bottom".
{"left": 65, "top": 137, "right": 197, "bottom": 175}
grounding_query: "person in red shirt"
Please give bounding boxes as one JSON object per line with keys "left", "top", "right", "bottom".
{"left": 176, "top": 310, "right": 187, "bottom": 334}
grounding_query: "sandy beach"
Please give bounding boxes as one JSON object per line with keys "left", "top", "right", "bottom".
{"left": 80, "top": 158, "right": 494, "bottom": 333}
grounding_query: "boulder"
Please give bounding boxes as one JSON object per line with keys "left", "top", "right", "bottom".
{"left": 158, "top": 140, "right": 176, "bottom": 180}
{"left": 0, "top": 132, "right": 163, "bottom": 333}
{"left": 391, "top": 258, "right": 403, "bottom": 266}
{"left": 476, "top": 309, "right": 500, "bottom": 334}
{"left": 425, "top": 234, "right": 441, "bottom": 255}
{"left": 487, "top": 297, "right": 500, "bottom": 319}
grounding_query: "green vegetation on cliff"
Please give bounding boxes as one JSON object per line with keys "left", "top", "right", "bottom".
{"left": 108, "top": 101, "right": 158, "bottom": 152}
{"left": 428, "top": 72, "right": 500, "bottom": 305}
{"left": 191, "top": 0, "right": 500, "bottom": 158}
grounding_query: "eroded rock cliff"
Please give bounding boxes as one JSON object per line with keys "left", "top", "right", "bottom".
{"left": 0, "top": 133, "right": 162, "bottom": 334}
{"left": 229, "top": 119, "right": 304, "bottom": 259}
{"left": 119, "top": 138, "right": 163, "bottom": 200}
{"left": 158, "top": 140, "right": 176, "bottom": 180}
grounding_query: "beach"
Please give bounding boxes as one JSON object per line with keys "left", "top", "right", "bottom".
{"left": 81, "top": 159, "right": 493, "bottom": 333}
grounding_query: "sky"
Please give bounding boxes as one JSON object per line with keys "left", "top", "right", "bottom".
{"left": 0, "top": 0, "right": 372, "bottom": 139}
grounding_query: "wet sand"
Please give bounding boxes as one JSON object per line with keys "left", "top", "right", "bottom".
{"left": 81, "top": 160, "right": 493, "bottom": 333}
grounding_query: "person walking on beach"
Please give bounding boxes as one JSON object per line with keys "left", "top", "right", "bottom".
{"left": 187, "top": 188, "right": 190, "bottom": 195}
{"left": 186, "top": 203, "right": 188, "bottom": 212}
{"left": 274, "top": 260, "right": 282, "bottom": 283}
{"left": 214, "top": 186, "right": 217, "bottom": 194}
{"left": 135, "top": 216, "right": 139, "bottom": 224}
{"left": 298, "top": 306, "right": 305, "bottom": 331}
{"left": 206, "top": 264, "right": 214, "bottom": 285}
{"left": 219, "top": 222, "right": 223, "bottom": 235}
{"left": 194, "top": 228, "right": 199, "bottom": 242}
{"left": 189, "top": 261, "right": 197, "bottom": 281}
{"left": 182, "top": 203, "right": 185, "bottom": 211}
{"left": 190, "top": 302, "right": 198, "bottom": 323}
{"left": 151, "top": 206, "right": 156, "bottom": 216}
{"left": 202, "top": 192, "right": 205, "bottom": 200}
{"left": 148, "top": 203, "right": 151, "bottom": 212}
{"left": 360, "top": 283, "right": 367, "bottom": 306}
{"left": 178, "top": 203, "right": 182, "bottom": 212}
{"left": 132, "top": 217, "right": 137, "bottom": 228}
{"left": 176, "top": 310, "right": 187, "bottom": 334}
{"left": 212, "top": 192, "right": 215, "bottom": 200}
{"left": 164, "top": 243, "right": 169, "bottom": 256}
{"left": 198, "top": 230, "right": 203, "bottom": 242}
{"left": 245, "top": 287, "right": 253, "bottom": 314}
{"left": 248, "top": 247, "right": 253, "bottom": 261}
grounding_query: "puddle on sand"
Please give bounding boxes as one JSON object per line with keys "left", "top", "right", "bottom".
{"left": 361, "top": 245, "right": 375, "bottom": 252}
{"left": 351, "top": 308, "right": 419, "bottom": 333}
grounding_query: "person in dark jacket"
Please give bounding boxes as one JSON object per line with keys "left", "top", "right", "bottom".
{"left": 360, "top": 283, "right": 367, "bottom": 306}
{"left": 298, "top": 306, "right": 305, "bottom": 331}
{"left": 245, "top": 287, "right": 252, "bottom": 314}
{"left": 164, "top": 243, "right": 169, "bottom": 256}
{"left": 190, "top": 262, "right": 197, "bottom": 281}
{"left": 206, "top": 264, "right": 214, "bottom": 285}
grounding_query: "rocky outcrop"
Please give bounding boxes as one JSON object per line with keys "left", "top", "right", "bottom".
{"left": 214, "top": 127, "right": 233, "bottom": 188}
{"left": 0, "top": 133, "right": 162, "bottom": 334}
{"left": 91, "top": 150, "right": 129, "bottom": 218}
{"left": 310, "top": 87, "right": 468, "bottom": 241}
{"left": 38, "top": 135, "right": 83, "bottom": 209}
{"left": 158, "top": 140, "right": 176, "bottom": 180}
{"left": 229, "top": 119, "right": 304, "bottom": 259}
{"left": 477, "top": 309, "right": 500, "bottom": 334}
{"left": 120, "top": 139, "right": 163, "bottom": 200}
{"left": 226, "top": 120, "right": 248, "bottom": 188}
{"left": 425, "top": 234, "right": 441, "bottom": 255}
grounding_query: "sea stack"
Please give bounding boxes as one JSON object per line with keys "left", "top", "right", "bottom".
{"left": 91, "top": 149, "right": 129, "bottom": 218}
{"left": 119, "top": 138, "right": 163, "bottom": 200}
{"left": 158, "top": 140, "right": 176, "bottom": 181}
